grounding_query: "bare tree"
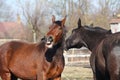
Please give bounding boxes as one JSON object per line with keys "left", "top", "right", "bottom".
{"left": 91, "top": 0, "right": 120, "bottom": 29}
{"left": 15, "top": 0, "right": 120, "bottom": 40}
{"left": 66, "top": 0, "right": 91, "bottom": 30}
{"left": 0, "top": 0, "right": 14, "bottom": 21}
{"left": 17, "top": 0, "right": 50, "bottom": 42}
{"left": 107, "top": 0, "right": 120, "bottom": 15}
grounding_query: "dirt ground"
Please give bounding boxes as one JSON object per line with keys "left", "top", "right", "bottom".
{"left": 62, "top": 65, "right": 93, "bottom": 80}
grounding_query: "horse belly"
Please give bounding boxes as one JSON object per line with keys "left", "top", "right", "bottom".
{"left": 8, "top": 58, "right": 37, "bottom": 79}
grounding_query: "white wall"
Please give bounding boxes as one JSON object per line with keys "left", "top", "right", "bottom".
{"left": 110, "top": 23, "right": 120, "bottom": 33}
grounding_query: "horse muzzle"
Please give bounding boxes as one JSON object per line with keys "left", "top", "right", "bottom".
{"left": 45, "top": 36, "right": 54, "bottom": 48}
{"left": 64, "top": 40, "right": 70, "bottom": 51}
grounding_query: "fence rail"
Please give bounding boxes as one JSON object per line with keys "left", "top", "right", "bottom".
{"left": 64, "top": 54, "right": 90, "bottom": 65}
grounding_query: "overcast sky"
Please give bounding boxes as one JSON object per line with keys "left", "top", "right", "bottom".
{"left": 4, "top": 0, "right": 100, "bottom": 23}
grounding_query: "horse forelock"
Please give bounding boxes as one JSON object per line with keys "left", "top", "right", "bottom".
{"left": 54, "top": 21, "right": 62, "bottom": 26}
{"left": 50, "top": 21, "right": 66, "bottom": 41}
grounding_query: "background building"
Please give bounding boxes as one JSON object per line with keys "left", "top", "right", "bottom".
{"left": 110, "top": 14, "right": 120, "bottom": 33}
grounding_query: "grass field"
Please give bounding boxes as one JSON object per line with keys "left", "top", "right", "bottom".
{"left": 62, "top": 65, "right": 93, "bottom": 80}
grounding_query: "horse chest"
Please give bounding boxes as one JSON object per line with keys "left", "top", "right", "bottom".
{"left": 44, "top": 56, "right": 64, "bottom": 78}
{"left": 47, "top": 64, "right": 64, "bottom": 78}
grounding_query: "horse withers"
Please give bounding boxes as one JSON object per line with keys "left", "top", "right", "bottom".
{"left": 0, "top": 15, "right": 66, "bottom": 80}
{"left": 64, "top": 18, "right": 111, "bottom": 80}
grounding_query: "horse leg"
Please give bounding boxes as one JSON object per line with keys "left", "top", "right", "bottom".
{"left": 1, "top": 73, "right": 11, "bottom": 80}
{"left": 90, "top": 53, "right": 96, "bottom": 80}
{"left": 37, "top": 72, "right": 46, "bottom": 80}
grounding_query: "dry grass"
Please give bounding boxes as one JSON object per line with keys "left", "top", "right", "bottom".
{"left": 0, "top": 65, "right": 93, "bottom": 80}
{"left": 62, "top": 65, "right": 93, "bottom": 80}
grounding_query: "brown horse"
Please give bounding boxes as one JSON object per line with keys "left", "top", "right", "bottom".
{"left": 0, "top": 15, "right": 66, "bottom": 80}
{"left": 65, "top": 18, "right": 111, "bottom": 80}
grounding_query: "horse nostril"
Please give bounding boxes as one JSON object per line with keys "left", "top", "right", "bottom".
{"left": 48, "top": 36, "right": 53, "bottom": 42}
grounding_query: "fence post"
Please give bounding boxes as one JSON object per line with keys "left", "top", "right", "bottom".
{"left": 64, "top": 51, "right": 68, "bottom": 65}
{"left": 71, "top": 48, "right": 74, "bottom": 62}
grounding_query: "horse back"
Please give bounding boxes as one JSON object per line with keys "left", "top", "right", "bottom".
{"left": 0, "top": 41, "right": 37, "bottom": 60}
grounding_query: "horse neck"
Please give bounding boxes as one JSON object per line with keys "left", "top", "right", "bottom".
{"left": 83, "top": 31, "right": 106, "bottom": 51}
{"left": 37, "top": 41, "right": 48, "bottom": 52}
{"left": 54, "top": 36, "right": 65, "bottom": 53}
{"left": 55, "top": 30, "right": 66, "bottom": 53}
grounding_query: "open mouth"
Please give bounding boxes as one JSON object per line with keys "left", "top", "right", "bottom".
{"left": 46, "top": 41, "right": 53, "bottom": 48}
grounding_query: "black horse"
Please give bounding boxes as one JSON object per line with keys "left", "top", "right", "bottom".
{"left": 96, "top": 32, "right": 120, "bottom": 80}
{"left": 65, "top": 18, "right": 111, "bottom": 80}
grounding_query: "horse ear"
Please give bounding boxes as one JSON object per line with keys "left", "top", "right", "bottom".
{"left": 52, "top": 15, "right": 55, "bottom": 23}
{"left": 61, "top": 15, "right": 67, "bottom": 27}
{"left": 78, "top": 18, "right": 81, "bottom": 28}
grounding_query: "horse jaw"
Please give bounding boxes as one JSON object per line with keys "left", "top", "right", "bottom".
{"left": 45, "top": 42, "right": 54, "bottom": 48}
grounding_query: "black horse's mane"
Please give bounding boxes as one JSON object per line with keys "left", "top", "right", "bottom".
{"left": 84, "top": 26, "right": 108, "bottom": 33}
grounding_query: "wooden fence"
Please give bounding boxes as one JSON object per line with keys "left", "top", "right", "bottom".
{"left": 64, "top": 54, "right": 90, "bottom": 64}
{"left": 64, "top": 48, "right": 91, "bottom": 66}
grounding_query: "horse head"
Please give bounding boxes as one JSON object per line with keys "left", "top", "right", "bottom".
{"left": 65, "top": 18, "right": 87, "bottom": 50}
{"left": 65, "top": 18, "right": 111, "bottom": 51}
{"left": 45, "top": 15, "right": 66, "bottom": 48}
